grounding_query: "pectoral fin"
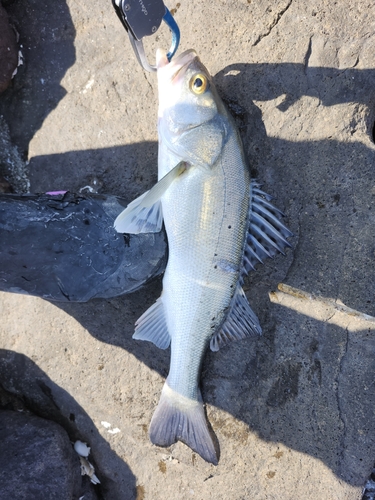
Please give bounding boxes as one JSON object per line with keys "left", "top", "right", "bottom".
{"left": 114, "top": 161, "right": 187, "bottom": 234}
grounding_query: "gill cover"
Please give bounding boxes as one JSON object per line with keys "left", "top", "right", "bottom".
{"left": 157, "top": 49, "right": 227, "bottom": 170}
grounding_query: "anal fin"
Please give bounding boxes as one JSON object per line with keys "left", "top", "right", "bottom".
{"left": 210, "top": 284, "right": 261, "bottom": 352}
{"left": 133, "top": 297, "right": 171, "bottom": 350}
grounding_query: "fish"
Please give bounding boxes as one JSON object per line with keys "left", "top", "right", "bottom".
{"left": 114, "top": 49, "right": 292, "bottom": 464}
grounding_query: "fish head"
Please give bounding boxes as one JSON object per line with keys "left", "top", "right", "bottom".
{"left": 157, "top": 49, "right": 228, "bottom": 169}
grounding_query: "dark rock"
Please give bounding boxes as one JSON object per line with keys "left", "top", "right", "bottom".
{"left": 0, "top": 410, "right": 82, "bottom": 500}
{"left": 0, "top": 3, "right": 17, "bottom": 93}
{"left": 0, "top": 191, "right": 167, "bottom": 301}
{"left": 0, "top": 115, "right": 27, "bottom": 193}
{"left": 0, "top": 351, "right": 136, "bottom": 500}
{"left": 0, "top": 175, "right": 13, "bottom": 192}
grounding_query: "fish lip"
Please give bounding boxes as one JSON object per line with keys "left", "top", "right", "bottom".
{"left": 158, "top": 49, "right": 198, "bottom": 83}
{"left": 171, "top": 49, "right": 197, "bottom": 68}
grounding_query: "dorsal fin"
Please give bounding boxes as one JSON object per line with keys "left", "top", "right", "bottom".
{"left": 210, "top": 181, "right": 291, "bottom": 352}
{"left": 241, "top": 182, "right": 293, "bottom": 275}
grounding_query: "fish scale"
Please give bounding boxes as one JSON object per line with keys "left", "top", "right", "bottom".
{"left": 114, "top": 49, "right": 292, "bottom": 464}
{"left": 163, "top": 134, "right": 249, "bottom": 402}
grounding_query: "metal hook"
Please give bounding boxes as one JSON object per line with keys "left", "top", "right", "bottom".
{"left": 163, "top": 9, "right": 180, "bottom": 62}
{"left": 128, "top": 8, "right": 180, "bottom": 72}
{"left": 113, "top": 0, "right": 180, "bottom": 72}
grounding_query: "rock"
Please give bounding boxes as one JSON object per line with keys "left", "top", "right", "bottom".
{"left": 0, "top": 115, "right": 28, "bottom": 193}
{"left": 0, "top": 410, "right": 82, "bottom": 500}
{"left": 0, "top": 192, "right": 167, "bottom": 301}
{"left": 0, "top": 0, "right": 375, "bottom": 499}
{"left": 0, "top": 2, "right": 17, "bottom": 93}
{"left": 0, "top": 175, "right": 13, "bottom": 192}
{"left": 0, "top": 351, "right": 136, "bottom": 499}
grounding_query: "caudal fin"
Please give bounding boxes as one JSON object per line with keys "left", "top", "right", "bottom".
{"left": 149, "top": 383, "right": 218, "bottom": 465}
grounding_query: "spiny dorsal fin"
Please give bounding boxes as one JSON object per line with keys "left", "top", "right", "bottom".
{"left": 210, "top": 284, "right": 261, "bottom": 351}
{"left": 241, "top": 181, "right": 293, "bottom": 275}
{"left": 133, "top": 297, "right": 171, "bottom": 350}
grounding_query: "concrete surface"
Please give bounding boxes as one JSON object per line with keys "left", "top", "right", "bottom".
{"left": 1, "top": 0, "right": 375, "bottom": 498}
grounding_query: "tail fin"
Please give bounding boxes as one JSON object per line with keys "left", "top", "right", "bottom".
{"left": 149, "top": 383, "right": 218, "bottom": 465}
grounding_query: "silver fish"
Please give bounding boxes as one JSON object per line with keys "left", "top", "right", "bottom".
{"left": 114, "top": 49, "right": 292, "bottom": 464}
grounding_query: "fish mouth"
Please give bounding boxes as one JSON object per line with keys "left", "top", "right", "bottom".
{"left": 171, "top": 49, "right": 197, "bottom": 69}
{"left": 157, "top": 49, "right": 198, "bottom": 83}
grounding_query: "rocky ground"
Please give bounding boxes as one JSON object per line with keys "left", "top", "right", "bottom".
{"left": 1, "top": 0, "right": 375, "bottom": 499}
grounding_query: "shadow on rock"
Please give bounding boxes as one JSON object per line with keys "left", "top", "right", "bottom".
{"left": 215, "top": 61, "right": 375, "bottom": 113}
{"left": 203, "top": 297, "right": 375, "bottom": 487}
{"left": 0, "top": 0, "right": 76, "bottom": 159}
{"left": 0, "top": 349, "right": 137, "bottom": 500}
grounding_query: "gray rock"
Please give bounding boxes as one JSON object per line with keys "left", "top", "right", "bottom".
{"left": 0, "top": 115, "right": 28, "bottom": 193}
{"left": 0, "top": 0, "right": 75, "bottom": 158}
{"left": 0, "top": 2, "right": 17, "bottom": 93}
{"left": 0, "top": 350, "right": 137, "bottom": 500}
{"left": 0, "top": 192, "right": 167, "bottom": 301}
{"left": 0, "top": 175, "right": 13, "bottom": 192}
{"left": 0, "top": 410, "right": 82, "bottom": 500}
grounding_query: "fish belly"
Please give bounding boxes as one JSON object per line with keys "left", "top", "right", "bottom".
{"left": 149, "top": 133, "right": 250, "bottom": 463}
{"left": 161, "top": 133, "right": 250, "bottom": 400}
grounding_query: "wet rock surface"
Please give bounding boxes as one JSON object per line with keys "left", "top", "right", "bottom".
{"left": 0, "top": 0, "right": 375, "bottom": 499}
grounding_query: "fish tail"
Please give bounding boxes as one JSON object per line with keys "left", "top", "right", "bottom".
{"left": 149, "top": 382, "right": 218, "bottom": 465}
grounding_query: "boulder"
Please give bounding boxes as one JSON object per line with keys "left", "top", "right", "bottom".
{"left": 0, "top": 410, "right": 82, "bottom": 499}
{"left": 0, "top": 3, "right": 17, "bottom": 93}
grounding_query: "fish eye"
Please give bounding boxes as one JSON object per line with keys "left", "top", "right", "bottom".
{"left": 190, "top": 73, "right": 208, "bottom": 95}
